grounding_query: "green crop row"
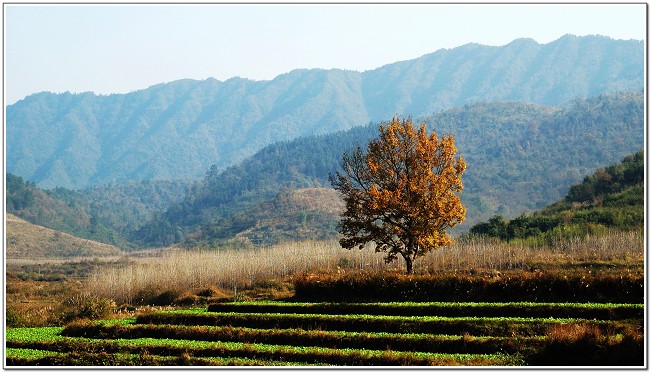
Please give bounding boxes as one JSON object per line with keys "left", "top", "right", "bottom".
{"left": 6, "top": 348, "right": 62, "bottom": 360}
{"left": 6, "top": 335, "right": 519, "bottom": 366}
{"left": 61, "top": 322, "right": 546, "bottom": 355}
{"left": 6, "top": 349, "right": 319, "bottom": 366}
{"left": 206, "top": 301, "right": 643, "bottom": 320}
{"left": 5, "top": 327, "right": 65, "bottom": 343}
{"left": 137, "top": 309, "right": 628, "bottom": 337}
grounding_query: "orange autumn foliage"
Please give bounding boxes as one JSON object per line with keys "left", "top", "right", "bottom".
{"left": 331, "top": 116, "right": 466, "bottom": 274}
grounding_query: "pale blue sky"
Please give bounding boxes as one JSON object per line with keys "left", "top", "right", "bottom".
{"left": 4, "top": 3, "right": 646, "bottom": 105}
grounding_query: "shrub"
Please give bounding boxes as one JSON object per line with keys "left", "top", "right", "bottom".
{"left": 196, "top": 287, "right": 226, "bottom": 298}
{"left": 151, "top": 290, "right": 179, "bottom": 306}
{"left": 77, "top": 297, "right": 116, "bottom": 320}
{"left": 6, "top": 308, "right": 23, "bottom": 328}
{"left": 529, "top": 322, "right": 645, "bottom": 365}
{"left": 175, "top": 294, "right": 203, "bottom": 306}
{"left": 62, "top": 294, "right": 116, "bottom": 322}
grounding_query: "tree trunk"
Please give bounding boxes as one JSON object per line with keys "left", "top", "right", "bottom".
{"left": 404, "top": 255, "right": 413, "bottom": 275}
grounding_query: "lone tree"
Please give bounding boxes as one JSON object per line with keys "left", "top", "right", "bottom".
{"left": 330, "top": 117, "right": 466, "bottom": 274}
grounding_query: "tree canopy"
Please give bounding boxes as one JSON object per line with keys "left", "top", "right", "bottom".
{"left": 331, "top": 117, "right": 466, "bottom": 274}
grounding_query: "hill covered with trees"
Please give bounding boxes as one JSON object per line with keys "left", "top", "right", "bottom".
{"left": 135, "top": 91, "right": 644, "bottom": 248}
{"left": 469, "top": 150, "right": 644, "bottom": 242}
{"left": 7, "top": 35, "right": 643, "bottom": 189}
{"left": 6, "top": 173, "right": 194, "bottom": 249}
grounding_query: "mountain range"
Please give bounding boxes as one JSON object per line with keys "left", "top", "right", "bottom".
{"left": 9, "top": 89, "right": 643, "bottom": 250}
{"left": 6, "top": 34, "right": 644, "bottom": 190}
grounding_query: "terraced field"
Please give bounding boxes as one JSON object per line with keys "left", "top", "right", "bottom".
{"left": 6, "top": 301, "right": 644, "bottom": 366}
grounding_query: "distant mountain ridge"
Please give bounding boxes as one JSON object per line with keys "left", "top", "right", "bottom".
{"left": 7, "top": 34, "right": 644, "bottom": 189}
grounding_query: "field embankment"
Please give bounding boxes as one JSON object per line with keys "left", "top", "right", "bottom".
{"left": 293, "top": 270, "right": 643, "bottom": 303}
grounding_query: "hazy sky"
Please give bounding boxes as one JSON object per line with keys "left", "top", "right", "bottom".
{"left": 4, "top": 3, "right": 646, "bottom": 105}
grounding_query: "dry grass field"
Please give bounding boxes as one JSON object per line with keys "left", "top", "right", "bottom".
{"left": 85, "top": 229, "right": 644, "bottom": 305}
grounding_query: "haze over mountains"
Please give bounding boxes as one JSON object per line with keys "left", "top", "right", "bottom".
{"left": 7, "top": 34, "right": 644, "bottom": 190}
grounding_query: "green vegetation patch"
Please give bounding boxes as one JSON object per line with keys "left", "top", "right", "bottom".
{"left": 5, "top": 348, "right": 62, "bottom": 360}
{"left": 6, "top": 326, "right": 64, "bottom": 342}
{"left": 61, "top": 321, "right": 546, "bottom": 355}
{"left": 6, "top": 350, "right": 314, "bottom": 367}
{"left": 137, "top": 310, "right": 624, "bottom": 337}
{"left": 206, "top": 301, "right": 643, "bottom": 320}
{"left": 6, "top": 335, "right": 519, "bottom": 366}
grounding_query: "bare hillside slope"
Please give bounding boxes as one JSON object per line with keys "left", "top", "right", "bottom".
{"left": 6, "top": 214, "right": 123, "bottom": 259}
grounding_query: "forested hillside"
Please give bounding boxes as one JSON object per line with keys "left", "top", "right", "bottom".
{"left": 6, "top": 173, "right": 194, "bottom": 249}
{"left": 129, "top": 123, "right": 380, "bottom": 246}
{"left": 469, "top": 150, "right": 644, "bottom": 241}
{"left": 7, "top": 35, "right": 643, "bottom": 189}
{"left": 135, "top": 92, "right": 644, "bottom": 248}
